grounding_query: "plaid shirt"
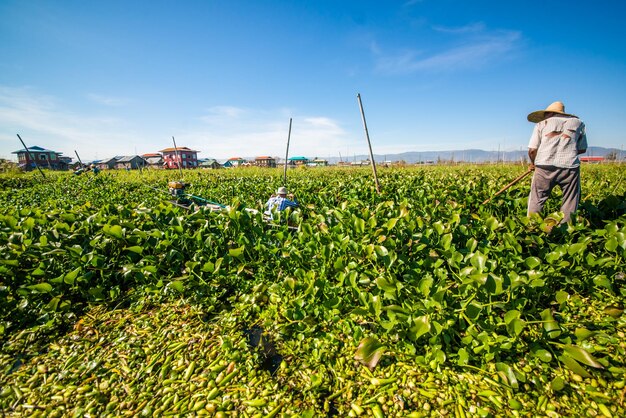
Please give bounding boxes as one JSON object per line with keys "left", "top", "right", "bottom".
{"left": 529, "top": 116, "right": 587, "bottom": 168}
{"left": 265, "top": 196, "right": 298, "bottom": 218}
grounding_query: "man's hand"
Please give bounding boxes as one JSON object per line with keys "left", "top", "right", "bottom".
{"left": 529, "top": 163, "right": 535, "bottom": 171}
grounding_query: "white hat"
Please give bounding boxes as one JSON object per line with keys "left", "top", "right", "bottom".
{"left": 276, "top": 186, "right": 288, "bottom": 195}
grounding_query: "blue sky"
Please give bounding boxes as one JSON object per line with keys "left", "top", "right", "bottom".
{"left": 1, "top": 0, "right": 625, "bottom": 161}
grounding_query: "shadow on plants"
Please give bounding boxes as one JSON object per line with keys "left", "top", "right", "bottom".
{"left": 579, "top": 193, "right": 626, "bottom": 227}
{"left": 244, "top": 325, "right": 283, "bottom": 374}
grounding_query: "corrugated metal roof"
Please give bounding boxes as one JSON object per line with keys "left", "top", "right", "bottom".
{"left": 12, "top": 146, "right": 57, "bottom": 154}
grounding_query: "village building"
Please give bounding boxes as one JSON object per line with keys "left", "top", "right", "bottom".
{"left": 308, "top": 158, "right": 328, "bottom": 167}
{"left": 223, "top": 157, "right": 246, "bottom": 168}
{"left": 142, "top": 153, "right": 164, "bottom": 168}
{"left": 288, "top": 156, "right": 309, "bottom": 166}
{"left": 95, "top": 155, "right": 146, "bottom": 170}
{"left": 115, "top": 155, "right": 147, "bottom": 170}
{"left": 95, "top": 157, "right": 120, "bottom": 170}
{"left": 198, "top": 158, "right": 221, "bottom": 169}
{"left": 255, "top": 156, "right": 277, "bottom": 168}
{"left": 580, "top": 156, "right": 605, "bottom": 163}
{"left": 12, "top": 146, "right": 70, "bottom": 171}
{"left": 159, "top": 147, "right": 199, "bottom": 169}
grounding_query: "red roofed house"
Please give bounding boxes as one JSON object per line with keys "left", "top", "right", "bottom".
{"left": 159, "top": 147, "right": 199, "bottom": 169}
{"left": 255, "top": 156, "right": 276, "bottom": 168}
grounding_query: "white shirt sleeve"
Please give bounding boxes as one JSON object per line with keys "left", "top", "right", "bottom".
{"left": 528, "top": 123, "right": 541, "bottom": 149}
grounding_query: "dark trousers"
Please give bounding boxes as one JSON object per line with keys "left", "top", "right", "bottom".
{"left": 527, "top": 165, "right": 581, "bottom": 222}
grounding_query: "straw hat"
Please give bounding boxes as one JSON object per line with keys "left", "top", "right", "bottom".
{"left": 276, "top": 186, "right": 288, "bottom": 195}
{"left": 527, "top": 101, "right": 577, "bottom": 123}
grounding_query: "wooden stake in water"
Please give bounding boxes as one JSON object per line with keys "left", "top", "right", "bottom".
{"left": 357, "top": 93, "right": 381, "bottom": 194}
{"left": 17, "top": 134, "right": 46, "bottom": 179}
{"left": 283, "top": 118, "right": 292, "bottom": 185}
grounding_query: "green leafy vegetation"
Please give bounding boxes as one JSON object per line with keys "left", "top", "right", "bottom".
{"left": 1, "top": 165, "right": 624, "bottom": 416}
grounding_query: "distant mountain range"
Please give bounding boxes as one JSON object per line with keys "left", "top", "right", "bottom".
{"left": 305, "top": 146, "right": 623, "bottom": 164}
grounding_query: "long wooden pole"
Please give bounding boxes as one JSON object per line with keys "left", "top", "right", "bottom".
{"left": 17, "top": 134, "right": 46, "bottom": 179}
{"left": 482, "top": 169, "right": 533, "bottom": 205}
{"left": 172, "top": 136, "right": 183, "bottom": 177}
{"left": 74, "top": 150, "right": 84, "bottom": 167}
{"left": 357, "top": 93, "right": 381, "bottom": 194}
{"left": 283, "top": 118, "right": 292, "bottom": 185}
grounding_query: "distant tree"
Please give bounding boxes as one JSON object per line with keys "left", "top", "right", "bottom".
{"left": 605, "top": 151, "right": 618, "bottom": 161}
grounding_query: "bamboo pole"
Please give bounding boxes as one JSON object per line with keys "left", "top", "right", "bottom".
{"left": 283, "top": 118, "right": 292, "bottom": 185}
{"left": 172, "top": 136, "right": 183, "bottom": 177}
{"left": 482, "top": 169, "right": 533, "bottom": 205}
{"left": 74, "top": 150, "right": 84, "bottom": 167}
{"left": 17, "top": 134, "right": 46, "bottom": 179}
{"left": 357, "top": 93, "right": 380, "bottom": 194}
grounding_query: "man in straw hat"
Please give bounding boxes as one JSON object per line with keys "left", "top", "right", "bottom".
{"left": 265, "top": 186, "right": 298, "bottom": 219}
{"left": 526, "top": 101, "right": 587, "bottom": 223}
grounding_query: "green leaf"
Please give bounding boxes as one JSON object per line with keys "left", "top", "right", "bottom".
{"left": 168, "top": 281, "right": 184, "bottom": 293}
{"left": 457, "top": 348, "right": 469, "bottom": 366}
{"left": 551, "top": 376, "right": 566, "bottom": 392}
{"left": 496, "top": 362, "right": 519, "bottom": 389}
{"left": 418, "top": 276, "right": 433, "bottom": 297}
{"left": 605, "top": 237, "right": 618, "bottom": 252}
{"left": 603, "top": 306, "right": 623, "bottom": 318}
{"left": 592, "top": 275, "right": 612, "bottom": 290}
{"left": 562, "top": 344, "right": 604, "bottom": 369}
{"left": 486, "top": 216, "right": 499, "bottom": 231}
{"left": 507, "top": 318, "right": 525, "bottom": 337}
{"left": 574, "top": 328, "right": 596, "bottom": 341}
{"left": 88, "top": 287, "right": 105, "bottom": 300}
{"left": 465, "top": 302, "right": 482, "bottom": 320}
{"left": 46, "top": 296, "right": 60, "bottom": 312}
{"left": 64, "top": 268, "right": 80, "bottom": 285}
{"left": 559, "top": 354, "right": 591, "bottom": 378}
{"left": 103, "top": 224, "right": 124, "bottom": 239}
{"left": 441, "top": 233, "right": 452, "bottom": 250}
{"left": 567, "top": 242, "right": 587, "bottom": 256}
{"left": 228, "top": 246, "right": 245, "bottom": 258}
{"left": 354, "top": 218, "right": 365, "bottom": 233}
{"left": 125, "top": 246, "right": 143, "bottom": 254}
{"left": 470, "top": 252, "right": 487, "bottom": 272}
{"left": 354, "top": 337, "right": 385, "bottom": 371}
{"left": 504, "top": 310, "right": 521, "bottom": 324}
{"left": 532, "top": 348, "right": 553, "bottom": 363}
{"left": 409, "top": 316, "right": 431, "bottom": 341}
{"left": 524, "top": 256, "right": 541, "bottom": 269}
{"left": 27, "top": 283, "right": 52, "bottom": 293}
{"left": 540, "top": 309, "right": 561, "bottom": 339}
{"left": 555, "top": 291, "right": 569, "bottom": 304}
{"left": 375, "top": 277, "right": 396, "bottom": 293}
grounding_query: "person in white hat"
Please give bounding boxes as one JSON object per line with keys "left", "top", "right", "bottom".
{"left": 265, "top": 186, "right": 298, "bottom": 219}
{"left": 526, "top": 101, "right": 587, "bottom": 223}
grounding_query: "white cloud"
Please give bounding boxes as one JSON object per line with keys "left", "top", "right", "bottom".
{"left": 0, "top": 86, "right": 140, "bottom": 160}
{"left": 87, "top": 93, "right": 131, "bottom": 107}
{"left": 374, "top": 27, "right": 521, "bottom": 74}
{"left": 432, "top": 22, "right": 485, "bottom": 34}
{"left": 182, "top": 111, "right": 353, "bottom": 160}
{"left": 0, "top": 86, "right": 377, "bottom": 162}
